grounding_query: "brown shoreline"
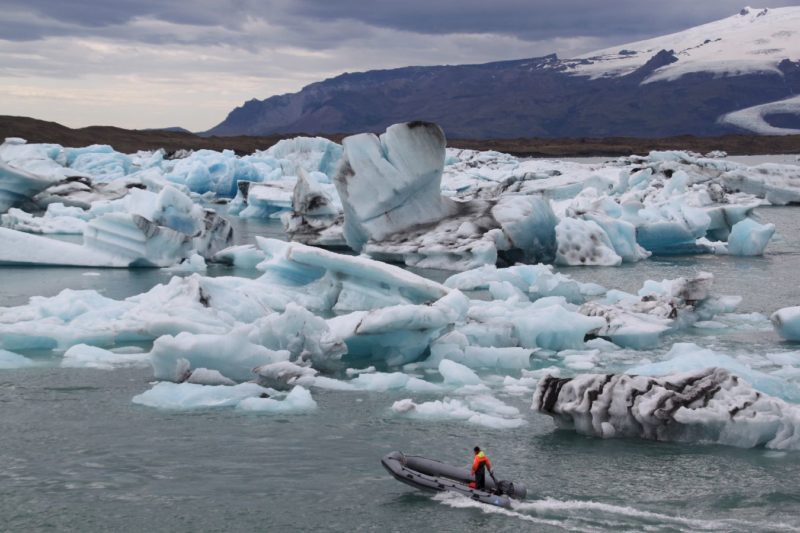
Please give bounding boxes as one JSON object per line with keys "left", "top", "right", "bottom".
{"left": 2, "top": 115, "right": 799, "bottom": 158}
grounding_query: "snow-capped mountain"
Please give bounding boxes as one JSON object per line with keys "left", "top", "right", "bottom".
{"left": 208, "top": 7, "right": 800, "bottom": 139}
{"left": 568, "top": 6, "right": 800, "bottom": 82}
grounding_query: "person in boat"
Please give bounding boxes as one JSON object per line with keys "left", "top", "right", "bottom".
{"left": 469, "top": 446, "right": 493, "bottom": 490}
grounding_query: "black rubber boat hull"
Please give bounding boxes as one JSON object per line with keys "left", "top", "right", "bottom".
{"left": 381, "top": 451, "right": 527, "bottom": 508}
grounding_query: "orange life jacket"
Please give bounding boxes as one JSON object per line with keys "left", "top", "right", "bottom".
{"left": 471, "top": 451, "right": 492, "bottom": 474}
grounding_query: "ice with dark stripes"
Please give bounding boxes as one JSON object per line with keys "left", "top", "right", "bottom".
{"left": 533, "top": 368, "right": 800, "bottom": 449}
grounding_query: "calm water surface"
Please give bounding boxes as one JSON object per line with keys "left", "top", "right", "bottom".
{"left": 1, "top": 204, "right": 800, "bottom": 531}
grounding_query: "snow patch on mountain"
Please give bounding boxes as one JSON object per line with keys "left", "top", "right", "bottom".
{"left": 720, "top": 94, "right": 800, "bottom": 135}
{"left": 570, "top": 7, "right": 800, "bottom": 83}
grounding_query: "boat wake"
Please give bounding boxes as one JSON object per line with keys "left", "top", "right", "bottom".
{"left": 432, "top": 492, "right": 800, "bottom": 532}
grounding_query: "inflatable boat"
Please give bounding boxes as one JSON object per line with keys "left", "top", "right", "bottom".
{"left": 381, "top": 451, "right": 527, "bottom": 508}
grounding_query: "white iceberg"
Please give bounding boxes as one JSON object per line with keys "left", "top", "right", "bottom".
{"left": 61, "top": 344, "right": 150, "bottom": 370}
{"left": 132, "top": 382, "right": 269, "bottom": 410}
{"left": 392, "top": 396, "right": 525, "bottom": 429}
{"left": 771, "top": 306, "right": 800, "bottom": 342}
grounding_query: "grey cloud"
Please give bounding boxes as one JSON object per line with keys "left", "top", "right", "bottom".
{"left": 3, "top": 0, "right": 800, "bottom": 48}
{"left": 283, "top": 0, "right": 800, "bottom": 40}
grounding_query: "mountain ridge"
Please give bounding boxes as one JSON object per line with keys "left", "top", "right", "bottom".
{"left": 207, "top": 7, "right": 800, "bottom": 139}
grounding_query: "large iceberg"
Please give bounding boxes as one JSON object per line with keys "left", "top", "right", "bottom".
{"left": 533, "top": 368, "right": 800, "bottom": 450}
{"left": 327, "top": 122, "right": 557, "bottom": 270}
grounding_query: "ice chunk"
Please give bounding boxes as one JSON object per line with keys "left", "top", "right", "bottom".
{"left": 335, "top": 121, "right": 451, "bottom": 249}
{"left": 236, "top": 386, "right": 317, "bottom": 413}
{"left": 430, "top": 343, "right": 534, "bottom": 370}
{"left": 165, "top": 253, "right": 207, "bottom": 273}
{"left": 490, "top": 195, "right": 558, "bottom": 264}
{"left": 184, "top": 368, "right": 236, "bottom": 386}
{"left": 771, "top": 306, "right": 800, "bottom": 341}
{"left": 165, "top": 149, "right": 261, "bottom": 197}
{"left": 253, "top": 361, "right": 318, "bottom": 390}
{"left": 513, "top": 304, "right": 606, "bottom": 351}
{"left": 0, "top": 185, "right": 232, "bottom": 268}
{"left": 534, "top": 369, "right": 800, "bottom": 450}
{"left": 445, "top": 263, "right": 599, "bottom": 304}
{"left": 628, "top": 343, "right": 800, "bottom": 402}
{"left": 149, "top": 327, "right": 290, "bottom": 382}
{"left": 392, "top": 396, "right": 525, "bottom": 429}
{"left": 283, "top": 168, "right": 344, "bottom": 246}
{"left": 330, "top": 122, "right": 557, "bottom": 270}
{"left": 721, "top": 163, "right": 800, "bottom": 205}
{"left": 265, "top": 136, "right": 343, "bottom": 177}
{"left": 0, "top": 348, "right": 35, "bottom": 369}
{"left": 0, "top": 159, "right": 57, "bottom": 214}
{"left": 61, "top": 344, "right": 150, "bottom": 370}
{"left": 327, "top": 290, "right": 469, "bottom": 366}
{"left": 438, "top": 359, "right": 482, "bottom": 386}
{"left": 132, "top": 382, "right": 268, "bottom": 410}
{"left": 349, "top": 372, "right": 441, "bottom": 393}
{"left": 249, "top": 303, "right": 347, "bottom": 368}
{"left": 213, "top": 244, "right": 266, "bottom": 269}
{"left": 235, "top": 181, "right": 294, "bottom": 219}
{"left": 726, "top": 218, "right": 775, "bottom": 256}
{"left": 255, "top": 237, "right": 449, "bottom": 313}
{"left": 555, "top": 217, "right": 621, "bottom": 266}
{"left": 1, "top": 204, "right": 88, "bottom": 234}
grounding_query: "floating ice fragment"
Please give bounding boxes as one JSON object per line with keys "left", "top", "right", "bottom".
{"left": 132, "top": 382, "right": 268, "bottom": 410}
{"left": 236, "top": 386, "right": 317, "bottom": 413}
{"left": 61, "top": 344, "right": 150, "bottom": 370}
{"left": 771, "top": 306, "right": 800, "bottom": 341}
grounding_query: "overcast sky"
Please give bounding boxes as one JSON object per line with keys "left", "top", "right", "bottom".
{"left": 1, "top": 1, "right": 796, "bottom": 131}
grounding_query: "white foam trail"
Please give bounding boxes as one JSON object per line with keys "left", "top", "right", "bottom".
{"left": 434, "top": 493, "right": 800, "bottom": 532}
{"left": 432, "top": 492, "right": 598, "bottom": 532}
{"left": 514, "top": 498, "right": 800, "bottom": 532}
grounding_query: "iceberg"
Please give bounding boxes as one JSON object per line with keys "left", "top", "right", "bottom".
{"left": 628, "top": 342, "right": 800, "bottom": 402}
{"left": 1, "top": 203, "right": 89, "bottom": 234}
{"left": 0, "top": 348, "right": 35, "bottom": 369}
{"left": 326, "top": 290, "right": 469, "bottom": 366}
{"left": 283, "top": 169, "right": 344, "bottom": 246}
{"left": 254, "top": 237, "right": 449, "bottom": 313}
{"left": 533, "top": 368, "right": 800, "bottom": 450}
{"left": 726, "top": 218, "right": 775, "bottom": 256}
{"left": 132, "top": 381, "right": 269, "bottom": 410}
{"left": 0, "top": 185, "right": 233, "bottom": 267}
{"left": 149, "top": 327, "right": 290, "bottom": 382}
{"left": 236, "top": 385, "right": 317, "bottom": 413}
{"left": 771, "top": 306, "right": 800, "bottom": 341}
{"left": 329, "top": 122, "right": 557, "bottom": 270}
{"left": 0, "top": 215, "right": 191, "bottom": 267}
{"left": 61, "top": 344, "right": 150, "bottom": 370}
{"left": 392, "top": 396, "right": 525, "bottom": 429}
{"left": 0, "top": 159, "right": 57, "bottom": 214}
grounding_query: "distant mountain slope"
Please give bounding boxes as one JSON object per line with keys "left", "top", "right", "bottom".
{"left": 208, "top": 7, "right": 800, "bottom": 139}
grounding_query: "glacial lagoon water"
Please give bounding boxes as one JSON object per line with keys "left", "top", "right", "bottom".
{"left": 2, "top": 208, "right": 800, "bottom": 531}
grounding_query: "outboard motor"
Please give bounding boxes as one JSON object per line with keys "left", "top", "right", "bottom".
{"left": 494, "top": 479, "right": 527, "bottom": 500}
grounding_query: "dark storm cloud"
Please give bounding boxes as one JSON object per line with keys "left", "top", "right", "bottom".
{"left": 3, "top": 0, "right": 800, "bottom": 46}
